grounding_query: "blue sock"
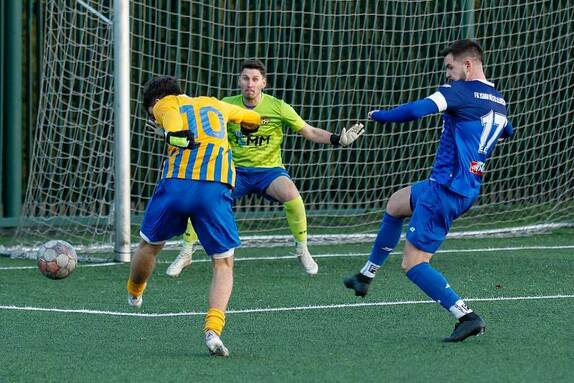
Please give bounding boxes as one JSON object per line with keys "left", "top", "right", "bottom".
{"left": 360, "top": 213, "right": 403, "bottom": 278}
{"left": 406, "top": 262, "right": 460, "bottom": 312}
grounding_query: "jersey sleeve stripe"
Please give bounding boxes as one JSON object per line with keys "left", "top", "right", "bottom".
{"left": 427, "top": 91, "right": 448, "bottom": 112}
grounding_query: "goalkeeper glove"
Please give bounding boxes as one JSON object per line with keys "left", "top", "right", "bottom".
{"left": 330, "top": 123, "right": 365, "bottom": 147}
{"left": 241, "top": 123, "right": 259, "bottom": 136}
{"left": 240, "top": 117, "right": 268, "bottom": 135}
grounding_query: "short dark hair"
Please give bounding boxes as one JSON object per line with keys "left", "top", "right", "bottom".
{"left": 142, "top": 76, "right": 182, "bottom": 110}
{"left": 440, "top": 39, "right": 483, "bottom": 63}
{"left": 240, "top": 59, "right": 266, "bottom": 77}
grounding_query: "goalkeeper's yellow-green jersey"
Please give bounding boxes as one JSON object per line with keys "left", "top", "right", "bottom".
{"left": 223, "top": 93, "right": 305, "bottom": 168}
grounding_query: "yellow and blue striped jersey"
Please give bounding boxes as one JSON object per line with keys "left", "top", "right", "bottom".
{"left": 152, "top": 95, "right": 261, "bottom": 187}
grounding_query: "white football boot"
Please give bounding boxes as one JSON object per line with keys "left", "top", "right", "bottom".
{"left": 127, "top": 294, "right": 142, "bottom": 308}
{"left": 205, "top": 330, "right": 229, "bottom": 357}
{"left": 166, "top": 242, "right": 194, "bottom": 277}
{"left": 296, "top": 240, "right": 318, "bottom": 275}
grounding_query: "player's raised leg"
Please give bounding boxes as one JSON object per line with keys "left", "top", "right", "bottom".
{"left": 402, "top": 241, "right": 485, "bottom": 342}
{"left": 344, "top": 186, "right": 411, "bottom": 296}
{"left": 166, "top": 219, "right": 197, "bottom": 277}
{"left": 128, "top": 240, "right": 163, "bottom": 307}
{"left": 127, "top": 177, "right": 200, "bottom": 308}
{"left": 402, "top": 180, "right": 485, "bottom": 341}
{"left": 266, "top": 175, "right": 318, "bottom": 275}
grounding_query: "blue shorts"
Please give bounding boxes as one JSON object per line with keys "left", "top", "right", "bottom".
{"left": 140, "top": 178, "right": 240, "bottom": 255}
{"left": 406, "top": 179, "right": 476, "bottom": 253}
{"left": 232, "top": 167, "right": 291, "bottom": 202}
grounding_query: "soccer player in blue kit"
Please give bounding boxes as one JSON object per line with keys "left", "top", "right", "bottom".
{"left": 344, "top": 40, "right": 514, "bottom": 342}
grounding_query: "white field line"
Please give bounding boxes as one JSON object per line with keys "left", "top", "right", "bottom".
{"left": 1, "top": 244, "right": 572, "bottom": 270}
{"left": 0, "top": 262, "right": 119, "bottom": 270}
{"left": 3, "top": 223, "right": 573, "bottom": 256}
{"left": 1, "top": 294, "right": 573, "bottom": 318}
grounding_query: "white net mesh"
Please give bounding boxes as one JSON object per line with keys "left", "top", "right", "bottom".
{"left": 17, "top": 0, "right": 115, "bottom": 247}
{"left": 12, "top": 0, "right": 574, "bottom": 255}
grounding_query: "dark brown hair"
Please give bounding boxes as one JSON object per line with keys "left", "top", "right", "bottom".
{"left": 142, "top": 76, "right": 182, "bottom": 110}
{"left": 440, "top": 39, "right": 483, "bottom": 63}
{"left": 240, "top": 59, "right": 266, "bottom": 77}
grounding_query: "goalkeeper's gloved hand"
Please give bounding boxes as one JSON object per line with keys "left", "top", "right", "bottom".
{"left": 330, "top": 123, "right": 365, "bottom": 147}
{"left": 240, "top": 122, "right": 260, "bottom": 136}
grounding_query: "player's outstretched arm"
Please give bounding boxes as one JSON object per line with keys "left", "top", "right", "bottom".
{"left": 369, "top": 98, "right": 439, "bottom": 124}
{"left": 219, "top": 100, "right": 261, "bottom": 131}
{"left": 153, "top": 101, "right": 185, "bottom": 132}
{"left": 298, "top": 123, "right": 365, "bottom": 147}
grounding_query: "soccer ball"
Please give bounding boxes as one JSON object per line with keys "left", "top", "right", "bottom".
{"left": 37, "top": 240, "right": 77, "bottom": 280}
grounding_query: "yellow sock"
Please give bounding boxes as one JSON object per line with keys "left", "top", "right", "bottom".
{"left": 127, "top": 278, "right": 146, "bottom": 297}
{"left": 204, "top": 308, "right": 226, "bottom": 336}
{"left": 183, "top": 219, "right": 198, "bottom": 244}
{"left": 284, "top": 196, "right": 307, "bottom": 242}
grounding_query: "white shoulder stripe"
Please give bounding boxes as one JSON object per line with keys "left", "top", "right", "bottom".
{"left": 477, "top": 79, "right": 495, "bottom": 87}
{"left": 427, "top": 91, "right": 447, "bottom": 112}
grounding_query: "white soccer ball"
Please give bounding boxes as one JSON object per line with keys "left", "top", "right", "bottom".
{"left": 37, "top": 240, "right": 77, "bottom": 280}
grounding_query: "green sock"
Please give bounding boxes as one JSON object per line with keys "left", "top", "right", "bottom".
{"left": 283, "top": 196, "right": 307, "bottom": 242}
{"left": 183, "top": 219, "right": 198, "bottom": 244}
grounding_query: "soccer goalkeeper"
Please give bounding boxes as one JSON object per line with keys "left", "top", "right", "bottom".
{"left": 166, "top": 59, "right": 364, "bottom": 277}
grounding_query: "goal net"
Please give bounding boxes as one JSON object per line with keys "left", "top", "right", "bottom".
{"left": 11, "top": 0, "right": 574, "bottom": 255}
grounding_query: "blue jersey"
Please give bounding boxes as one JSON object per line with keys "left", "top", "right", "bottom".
{"left": 427, "top": 80, "right": 513, "bottom": 197}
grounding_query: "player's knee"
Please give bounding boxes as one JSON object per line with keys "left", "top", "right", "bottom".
{"left": 400, "top": 258, "right": 412, "bottom": 273}
{"left": 402, "top": 258, "right": 426, "bottom": 273}
{"left": 401, "top": 249, "right": 433, "bottom": 273}
{"left": 212, "top": 249, "right": 234, "bottom": 268}
{"left": 268, "top": 177, "right": 300, "bottom": 202}
{"left": 281, "top": 185, "right": 300, "bottom": 202}
{"left": 138, "top": 239, "right": 163, "bottom": 254}
{"left": 386, "top": 200, "right": 406, "bottom": 217}
{"left": 386, "top": 192, "right": 410, "bottom": 217}
{"left": 386, "top": 200, "right": 400, "bottom": 217}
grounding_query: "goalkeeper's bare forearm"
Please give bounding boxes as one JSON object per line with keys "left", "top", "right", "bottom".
{"left": 299, "top": 122, "right": 365, "bottom": 147}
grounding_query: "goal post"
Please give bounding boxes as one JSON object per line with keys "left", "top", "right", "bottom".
{"left": 10, "top": 0, "right": 574, "bottom": 258}
{"left": 112, "top": 0, "right": 131, "bottom": 262}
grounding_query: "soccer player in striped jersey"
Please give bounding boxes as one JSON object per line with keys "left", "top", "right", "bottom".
{"left": 127, "top": 76, "right": 261, "bottom": 356}
{"left": 344, "top": 40, "right": 514, "bottom": 342}
{"left": 167, "top": 59, "right": 364, "bottom": 277}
